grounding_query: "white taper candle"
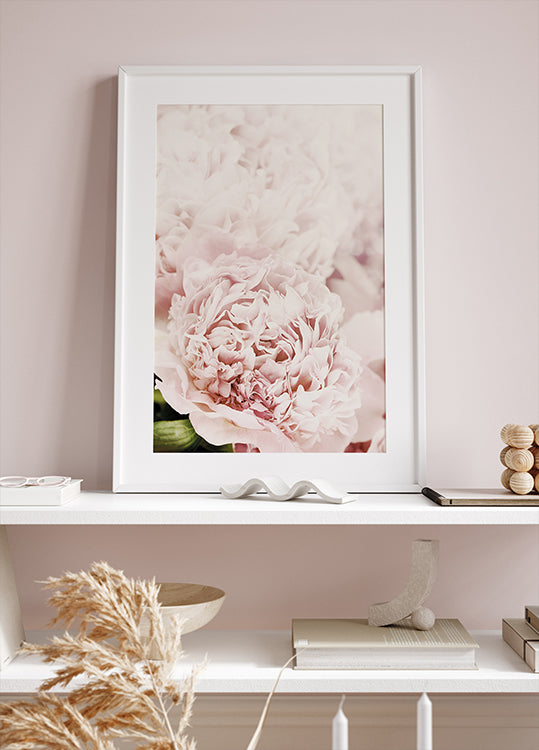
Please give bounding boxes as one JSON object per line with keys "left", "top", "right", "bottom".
{"left": 417, "top": 692, "right": 432, "bottom": 750}
{"left": 332, "top": 695, "right": 348, "bottom": 750}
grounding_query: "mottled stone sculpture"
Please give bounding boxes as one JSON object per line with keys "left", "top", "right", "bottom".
{"left": 368, "top": 539, "right": 439, "bottom": 630}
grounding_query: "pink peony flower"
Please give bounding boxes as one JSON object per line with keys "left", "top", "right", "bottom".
{"left": 154, "top": 104, "right": 386, "bottom": 452}
{"left": 155, "top": 238, "right": 363, "bottom": 452}
{"left": 155, "top": 104, "right": 383, "bottom": 282}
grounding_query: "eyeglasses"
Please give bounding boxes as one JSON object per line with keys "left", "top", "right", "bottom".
{"left": 0, "top": 476, "right": 71, "bottom": 488}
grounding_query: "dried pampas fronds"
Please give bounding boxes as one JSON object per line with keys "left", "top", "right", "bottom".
{"left": 0, "top": 694, "right": 118, "bottom": 750}
{"left": 0, "top": 562, "right": 200, "bottom": 750}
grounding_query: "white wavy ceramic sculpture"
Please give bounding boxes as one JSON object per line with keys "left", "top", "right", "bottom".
{"left": 219, "top": 476, "right": 353, "bottom": 504}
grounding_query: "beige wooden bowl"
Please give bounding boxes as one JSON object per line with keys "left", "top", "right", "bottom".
{"left": 156, "top": 582, "right": 226, "bottom": 634}
{"left": 141, "top": 582, "right": 225, "bottom": 657}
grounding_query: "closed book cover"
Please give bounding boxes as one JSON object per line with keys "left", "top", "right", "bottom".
{"left": 292, "top": 618, "right": 478, "bottom": 670}
{"left": 502, "top": 618, "right": 539, "bottom": 660}
{"left": 524, "top": 641, "right": 538, "bottom": 672}
{"left": 525, "top": 606, "right": 539, "bottom": 634}
{"left": 0, "top": 479, "right": 82, "bottom": 506}
{"left": 421, "top": 487, "right": 539, "bottom": 506}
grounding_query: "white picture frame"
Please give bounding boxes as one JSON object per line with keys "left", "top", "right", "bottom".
{"left": 113, "top": 65, "right": 425, "bottom": 493}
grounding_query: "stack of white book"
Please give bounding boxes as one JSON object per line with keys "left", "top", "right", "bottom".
{"left": 292, "top": 618, "right": 479, "bottom": 670}
{"left": 0, "top": 479, "right": 82, "bottom": 506}
{"left": 502, "top": 606, "right": 539, "bottom": 672}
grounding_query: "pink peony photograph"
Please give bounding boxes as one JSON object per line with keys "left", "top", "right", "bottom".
{"left": 153, "top": 104, "right": 385, "bottom": 454}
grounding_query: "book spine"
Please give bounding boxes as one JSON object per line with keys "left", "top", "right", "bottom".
{"left": 0, "top": 480, "right": 81, "bottom": 506}
{"left": 502, "top": 620, "right": 526, "bottom": 659}
{"left": 524, "top": 642, "right": 538, "bottom": 672}
{"left": 502, "top": 619, "right": 539, "bottom": 672}
{"left": 525, "top": 607, "right": 539, "bottom": 634}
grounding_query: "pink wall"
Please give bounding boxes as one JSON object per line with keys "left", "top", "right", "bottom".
{"left": 1, "top": 1, "right": 538, "bottom": 630}
{"left": 8, "top": 524, "right": 539, "bottom": 632}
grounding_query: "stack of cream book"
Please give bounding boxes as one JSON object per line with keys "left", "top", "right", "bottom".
{"left": 292, "top": 618, "right": 478, "bottom": 670}
{"left": 502, "top": 606, "right": 539, "bottom": 672}
{"left": 0, "top": 479, "right": 82, "bottom": 506}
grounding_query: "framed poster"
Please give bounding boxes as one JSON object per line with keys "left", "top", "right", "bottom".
{"left": 113, "top": 66, "right": 425, "bottom": 493}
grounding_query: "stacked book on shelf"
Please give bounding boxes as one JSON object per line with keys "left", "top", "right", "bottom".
{"left": 421, "top": 487, "right": 539, "bottom": 506}
{"left": 0, "top": 479, "right": 82, "bottom": 506}
{"left": 502, "top": 605, "right": 539, "bottom": 672}
{"left": 292, "top": 618, "right": 479, "bottom": 670}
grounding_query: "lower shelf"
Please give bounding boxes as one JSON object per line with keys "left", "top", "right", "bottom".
{"left": 1, "top": 629, "right": 537, "bottom": 695}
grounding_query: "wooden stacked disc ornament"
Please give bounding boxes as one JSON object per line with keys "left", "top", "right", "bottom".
{"left": 500, "top": 424, "right": 539, "bottom": 494}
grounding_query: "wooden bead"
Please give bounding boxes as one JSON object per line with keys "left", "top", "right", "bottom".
{"left": 536, "top": 473, "right": 539, "bottom": 493}
{"left": 500, "top": 446, "right": 511, "bottom": 466}
{"left": 500, "top": 424, "right": 517, "bottom": 445}
{"left": 536, "top": 450, "right": 539, "bottom": 470}
{"left": 504, "top": 448, "right": 534, "bottom": 472}
{"left": 507, "top": 425, "right": 534, "bottom": 449}
{"left": 528, "top": 424, "right": 539, "bottom": 435}
{"left": 509, "top": 471, "right": 534, "bottom": 495}
{"left": 536, "top": 428, "right": 539, "bottom": 447}
{"left": 501, "top": 468, "right": 514, "bottom": 490}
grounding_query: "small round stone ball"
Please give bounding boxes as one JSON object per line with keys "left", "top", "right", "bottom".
{"left": 411, "top": 607, "right": 435, "bottom": 630}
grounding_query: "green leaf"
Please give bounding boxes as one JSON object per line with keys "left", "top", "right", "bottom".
{"left": 198, "top": 437, "right": 234, "bottom": 453}
{"left": 216, "top": 443, "right": 234, "bottom": 453}
{"left": 153, "top": 420, "right": 201, "bottom": 453}
{"left": 154, "top": 387, "right": 166, "bottom": 406}
{"left": 154, "top": 387, "right": 186, "bottom": 422}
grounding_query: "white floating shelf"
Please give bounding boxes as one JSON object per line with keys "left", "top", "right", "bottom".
{"left": 1, "top": 491, "right": 538, "bottom": 525}
{"left": 2, "top": 630, "right": 537, "bottom": 695}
